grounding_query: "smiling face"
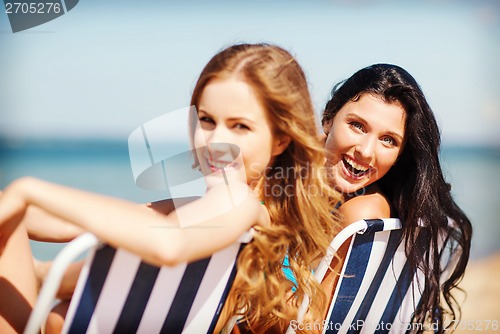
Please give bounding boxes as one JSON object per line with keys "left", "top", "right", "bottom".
{"left": 323, "top": 93, "right": 406, "bottom": 195}
{"left": 193, "top": 77, "right": 288, "bottom": 189}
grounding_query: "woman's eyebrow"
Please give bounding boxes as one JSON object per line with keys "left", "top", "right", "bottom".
{"left": 227, "top": 116, "right": 257, "bottom": 125}
{"left": 345, "top": 112, "right": 366, "bottom": 122}
{"left": 197, "top": 108, "right": 209, "bottom": 116}
{"left": 198, "top": 108, "right": 257, "bottom": 125}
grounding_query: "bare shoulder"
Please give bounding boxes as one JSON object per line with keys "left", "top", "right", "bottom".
{"left": 340, "top": 191, "right": 391, "bottom": 224}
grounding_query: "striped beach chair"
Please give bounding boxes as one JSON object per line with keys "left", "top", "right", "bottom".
{"left": 289, "top": 218, "right": 429, "bottom": 334}
{"left": 25, "top": 231, "right": 252, "bottom": 334}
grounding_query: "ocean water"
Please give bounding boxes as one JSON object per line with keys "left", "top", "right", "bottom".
{"left": 0, "top": 139, "right": 499, "bottom": 261}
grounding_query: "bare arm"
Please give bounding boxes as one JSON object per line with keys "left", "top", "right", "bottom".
{"left": 0, "top": 177, "right": 262, "bottom": 267}
{"left": 32, "top": 197, "right": 202, "bottom": 302}
{"left": 146, "top": 197, "right": 200, "bottom": 216}
{"left": 24, "top": 207, "right": 84, "bottom": 242}
{"left": 26, "top": 197, "right": 201, "bottom": 242}
{"left": 1, "top": 189, "right": 83, "bottom": 242}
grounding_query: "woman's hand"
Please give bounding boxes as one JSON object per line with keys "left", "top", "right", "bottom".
{"left": 0, "top": 178, "right": 31, "bottom": 252}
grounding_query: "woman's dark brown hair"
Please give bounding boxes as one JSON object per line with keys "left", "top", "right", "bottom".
{"left": 323, "top": 63, "right": 473, "bottom": 333}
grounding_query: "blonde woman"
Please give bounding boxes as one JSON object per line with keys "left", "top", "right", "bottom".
{"left": 0, "top": 44, "right": 342, "bottom": 333}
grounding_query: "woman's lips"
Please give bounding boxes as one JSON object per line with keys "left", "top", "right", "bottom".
{"left": 206, "top": 159, "right": 237, "bottom": 173}
{"left": 341, "top": 155, "right": 372, "bottom": 180}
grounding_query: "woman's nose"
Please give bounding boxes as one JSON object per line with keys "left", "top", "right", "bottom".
{"left": 206, "top": 125, "right": 230, "bottom": 144}
{"left": 356, "top": 135, "right": 376, "bottom": 160}
{"left": 206, "top": 127, "right": 239, "bottom": 160}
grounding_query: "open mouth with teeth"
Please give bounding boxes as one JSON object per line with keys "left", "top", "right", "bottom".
{"left": 342, "top": 156, "right": 371, "bottom": 179}
{"left": 206, "top": 159, "right": 237, "bottom": 173}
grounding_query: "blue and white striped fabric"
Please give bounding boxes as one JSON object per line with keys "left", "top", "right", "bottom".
{"left": 321, "top": 219, "right": 426, "bottom": 334}
{"left": 61, "top": 233, "right": 252, "bottom": 334}
{"left": 288, "top": 218, "right": 426, "bottom": 334}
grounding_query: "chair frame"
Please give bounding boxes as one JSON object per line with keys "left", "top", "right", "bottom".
{"left": 287, "top": 218, "right": 427, "bottom": 334}
{"left": 25, "top": 231, "right": 252, "bottom": 334}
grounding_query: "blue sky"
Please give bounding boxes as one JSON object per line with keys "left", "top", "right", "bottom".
{"left": 1, "top": 0, "right": 499, "bottom": 146}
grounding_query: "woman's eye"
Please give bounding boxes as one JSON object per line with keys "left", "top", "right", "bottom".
{"left": 382, "top": 136, "right": 396, "bottom": 146}
{"left": 199, "top": 116, "right": 214, "bottom": 124}
{"left": 349, "top": 121, "right": 363, "bottom": 131}
{"left": 234, "top": 123, "right": 250, "bottom": 130}
{"left": 199, "top": 116, "right": 215, "bottom": 130}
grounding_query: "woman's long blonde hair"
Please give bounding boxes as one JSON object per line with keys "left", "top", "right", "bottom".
{"left": 190, "top": 43, "right": 342, "bottom": 332}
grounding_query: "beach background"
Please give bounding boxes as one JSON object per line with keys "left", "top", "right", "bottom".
{"left": 1, "top": 0, "right": 499, "bottom": 332}
{"left": 0, "top": 140, "right": 499, "bottom": 333}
